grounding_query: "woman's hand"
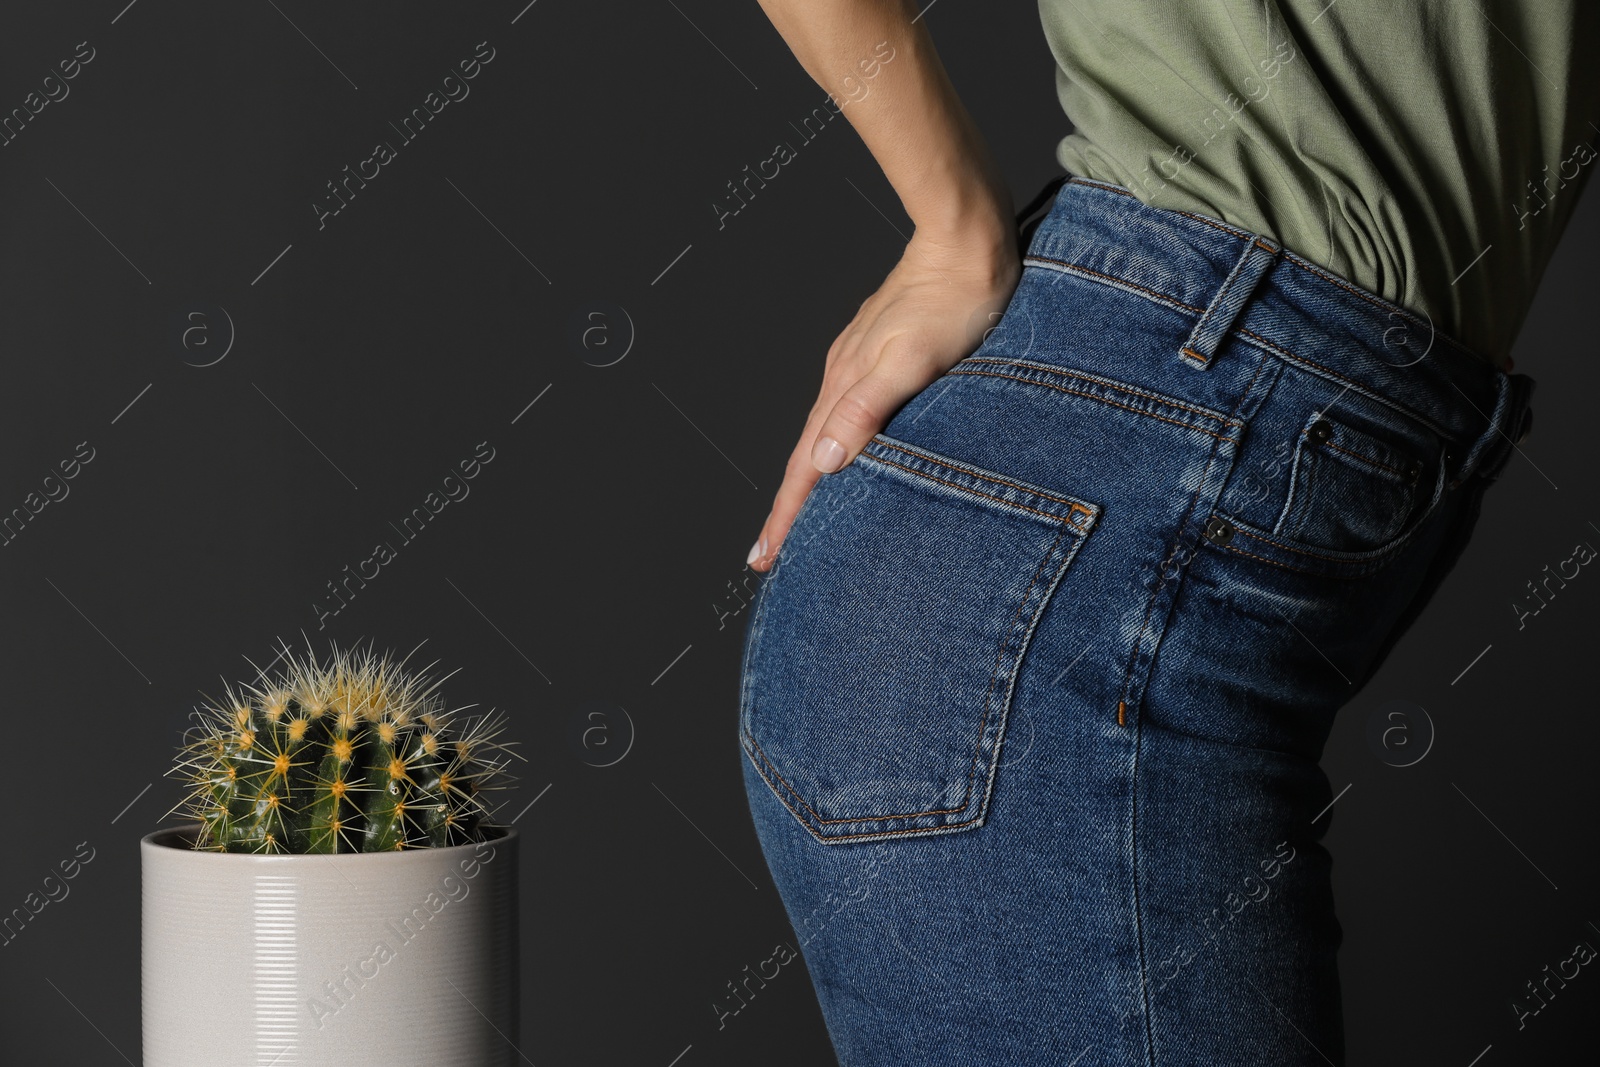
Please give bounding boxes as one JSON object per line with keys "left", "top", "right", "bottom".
{"left": 748, "top": 0, "right": 1021, "bottom": 570}
{"left": 746, "top": 217, "right": 1021, "bottom": 571}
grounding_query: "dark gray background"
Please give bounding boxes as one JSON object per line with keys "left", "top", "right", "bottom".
{"left": 0, "top": 2, "right": 1594, "bottom": 1064}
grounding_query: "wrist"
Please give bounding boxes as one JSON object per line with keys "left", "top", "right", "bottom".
{"left": 903, "top": 142, "right": 1016, "bottom": 262}
{"left": 913, "top": 183, "right": 1015, "bottom": 247}
{"left": 908, "top": 177, "right": 1021, "bottom": 283}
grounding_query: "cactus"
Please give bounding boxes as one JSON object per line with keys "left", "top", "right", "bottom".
{"left": 167, "top": 637, "right": 521, "bottom": 854}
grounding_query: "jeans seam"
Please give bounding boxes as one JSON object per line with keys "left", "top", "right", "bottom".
{"left": 1064, "top": 175, "right": 1482, "bottom": 368}
{"left": 742, "top": 731, "right": 986, "bottom": 841}
{"left": 1024, "top": 253, "right": 1208, "bottom": 321}
{"left": 1320, "top": 438, "right": 1411, "bottom": 478}
{"left": 1178, "top": 233, "right": 1282, "bottom": 368}
{"left": 1215, "top": 457, "right": 1447, "bottom": 573}
{"left": 1114, "top": 350, "right": 1265, "bottom": 725}
{"left": 862, "top": 440, "right": 1099, "bottom": 525}
{"left": 1221, "top": 538, "right": 1371, "bottom": 578}
{"left": 1230, "top": 326, "right": 1466, "bottom": 444}
{"left": 955, "top": 356, "right": 1240, "bottom": 426}
{"left": 1026, "top": 249, "right": 1470, "bottom": 446}
{"left": 1131, "top": 714, "right": 1158, "bottom": 1067}
{"left": 1120, "top": 350, "right": 1275, "bottom": 1067}
{"left": 948, "top": 366, "right": 1237, "bottom": 442}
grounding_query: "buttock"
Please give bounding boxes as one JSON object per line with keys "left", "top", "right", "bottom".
{"left": 735, "top": 225, "right": 1500, "bottom": 1065}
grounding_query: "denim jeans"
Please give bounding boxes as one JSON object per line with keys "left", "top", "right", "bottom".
{"left": 736, "top": 175, "right": 1535, "bottom": 1066}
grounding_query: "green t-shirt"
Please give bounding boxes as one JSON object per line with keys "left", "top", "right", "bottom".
{"left": 1037, "top": 1, "right": 1600, "bottom": 367}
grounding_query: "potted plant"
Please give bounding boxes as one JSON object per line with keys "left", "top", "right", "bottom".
{"left": 141, "top": 637, "right": 524, "bottom": 1067}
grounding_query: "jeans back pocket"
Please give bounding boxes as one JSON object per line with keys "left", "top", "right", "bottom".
{"left": 738, "top": 433, "right": 1100, "bottom": 844}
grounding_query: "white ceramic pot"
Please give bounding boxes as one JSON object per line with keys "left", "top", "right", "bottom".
{"left": 141, "top": 824, "right": 519, "bottom": 1067}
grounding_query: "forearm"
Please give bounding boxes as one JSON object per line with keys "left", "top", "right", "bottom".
{"left": 755, "top": 0, "right": 1013, "bottom": 247}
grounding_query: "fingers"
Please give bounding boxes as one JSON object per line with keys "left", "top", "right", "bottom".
{"left": 741, "top": 223, "right": 1023, "bottom": 576}
{"left": 745, "top": 326, "right": 868, "bottom": 573}
{"left": 748, "top": 349, "right": 942, "bottom": 572}
{"left": 809, "top": 341, "right": 935, "bottom": 474}
{"left": 746, "top": 436, "right": 828, "bottom": 572}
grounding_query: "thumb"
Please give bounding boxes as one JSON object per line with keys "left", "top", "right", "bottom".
{"left": 809, "top": 354, "right": 940, "bottom": 474}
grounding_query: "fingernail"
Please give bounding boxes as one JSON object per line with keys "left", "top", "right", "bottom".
{"left": 812, "top": 436, "right": 847, "bottom": 473}
{"left": 746, "top": 534, "right": 766, "bottom": 565}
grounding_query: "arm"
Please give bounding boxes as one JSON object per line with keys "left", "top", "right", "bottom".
{"left": 754, "top": 0, "right": 1012, "bottom": 240}
{"left": 747, "top": 0, "right": 1020, "bottom": 571}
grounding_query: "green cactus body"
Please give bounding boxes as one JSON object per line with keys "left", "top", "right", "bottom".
{"left": 169, "top": 640, "right": 520, "bottom": 854}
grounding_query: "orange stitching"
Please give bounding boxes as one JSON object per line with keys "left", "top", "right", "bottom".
{"left": 1239, "top": 330, "right": 1370, "bottom": 402}
{"left": 744, "top": 734, "right": 986, "bottom": 839}
{"left": 864, "top": 454, "right": 1088, "bottom": 524}
{"left": 1281, "top": 251, "right": 1428, "bottom": 324}
{"left": 1116, "top": 426, "right": 1226, "bottom": 701}
{"left": 1072, "top": 179, "right": 1246, "bottom": 247}
{"left": 867, "top": 439, "right": 1095, "bottom": 520}
{"left": 1071, "top": 177, "right": 1138, "bottom": 199}
{"left": 1028, "top": 246, "right": 1448, "bottom": 436}
{"left": 1219, "top": 540, "right": 1364, "bottom": 580}
{"left": 1053, "top": 181, "right": 1469, "bottom": 378}
{"left": 1180, "top": 346, "right": 1210, "bottom": 364}
{"left": 1112, "top": 352, "right": 1271, "bottom": 707}
{"left": 1253, "top": 238, "right": 1277, "bottom": 253}
{"left": 1320, "top": 437, "right": 1409, "bottom": 477}
{"left": 947, "top": 368, "right": 1235, "bottom": 443}
{"left": 1235, "top": 326, "right": 1460, "bottom": 442}
{"left": 743, "top": 735, "right": 823, "bottom": 827}
{"left": 927, "top": 523, "right": 1068, "bottom": 822}
{"left": 862, "top": 454, "right": 1086, "bottom": 525}
{"left": 1229, "top": 522, "right": 1396, "bottom": 565}
{"left": 1117, "top": 700, "right": 1126, "bottom": 726}
{"left": 1157, "top": 206, "right": 1257, "bottom": 241}
{"left": 957, "top": 357, "right": 1239, "bottom": 425}
{"left": 747, "top": 710, "right": 969, "bottom": 822}
{"left": 1024, "top": 255, "right": 1207, "bottom": 315}
{"left": 1013, "top": 256, "right": 1459, "bottom": 445}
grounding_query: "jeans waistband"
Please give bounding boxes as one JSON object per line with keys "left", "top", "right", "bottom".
{"left": 1014, "top": 175, "right": 1536, "bottom": 487}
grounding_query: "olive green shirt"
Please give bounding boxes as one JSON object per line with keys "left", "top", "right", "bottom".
{"left": 1037, "top": 1, "right": 1600, "bottom": 365}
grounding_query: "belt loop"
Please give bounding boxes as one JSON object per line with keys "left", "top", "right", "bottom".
{"left": 1179, "top": 233, "right": 1282, "bottom": 369}
{"left": 1458, "top": 371, "right": 1536, "bottom": 485}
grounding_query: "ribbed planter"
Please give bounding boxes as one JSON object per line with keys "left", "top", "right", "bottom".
{"left": 141, "top": 824, "right": 519, "bottom": 1067}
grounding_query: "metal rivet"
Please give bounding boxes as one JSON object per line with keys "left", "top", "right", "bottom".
{"left": 1307, "top": 419, "right": 1333, "bottom": 444}
{"left": 1204, "top": 517, "right": 1234, "bottom": 544}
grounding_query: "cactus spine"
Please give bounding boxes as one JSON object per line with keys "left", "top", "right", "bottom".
{"left": 169, "top": 639, "right": 520, "bottom": 854}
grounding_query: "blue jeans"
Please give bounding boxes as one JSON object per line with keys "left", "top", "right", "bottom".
{"left": 737, "top": 175, "right": 1534, "bottom": 1066}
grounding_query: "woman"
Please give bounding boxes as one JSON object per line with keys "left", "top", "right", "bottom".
{"left": 736, "top": 2, "right": 1591, "bottom": 1063}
